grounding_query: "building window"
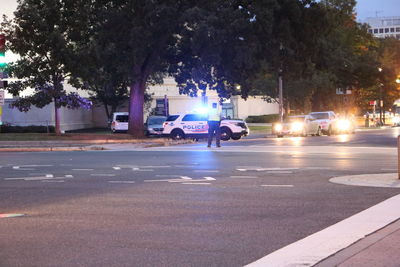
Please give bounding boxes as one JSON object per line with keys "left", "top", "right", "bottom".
{"left": 368, "top": 29, "right": 373, "bottom": 33}
{"left": 385, "top": 28, "right": 389, "bottom": 33}
{"left": 391, "top": 28, "right": 395, "bottom": 32}
{"left": 374, "top": 29, "right": 378, "bottom": 33}
{"left": 396, "top": 28, "right": 400, "bottom": 32}
{"left": 379, "top": 28, "right": 384, "bottom": 33}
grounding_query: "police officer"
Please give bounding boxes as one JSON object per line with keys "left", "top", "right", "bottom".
{"left": 207, "top": 102, "right": 222, "bottom": 148}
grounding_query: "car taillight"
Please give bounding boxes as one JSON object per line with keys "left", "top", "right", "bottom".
{"left": 112, "top": 122, "right": 116, "bottom": 126}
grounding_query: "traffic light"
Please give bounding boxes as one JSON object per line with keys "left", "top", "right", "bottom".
{"left": 0, "top": 34, "right": 5, "bottom": 68}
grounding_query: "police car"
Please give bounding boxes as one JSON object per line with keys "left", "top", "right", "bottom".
{"left": 162, "top": 113, "right": 250, "bottom": 141}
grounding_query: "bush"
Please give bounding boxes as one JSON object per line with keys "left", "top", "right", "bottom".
{"left": 246, "top": 114, "right": 279, "bottom": 123}
{"left": 0, "top": 125, "right": 55, "bottom": 133}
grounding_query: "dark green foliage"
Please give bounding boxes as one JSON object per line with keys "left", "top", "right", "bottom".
{"left": 1, "top": 0, "right": 92, "bottom": 134}
{"left": 246, "top": 114, "right": 280, "bottom": 123}
{"left": 1, "top": 124, "right": 55, "bottom": 133}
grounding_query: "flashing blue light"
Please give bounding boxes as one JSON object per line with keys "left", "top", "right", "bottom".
{"left": 193, "top": 106, "right": 209, "bottom": 115}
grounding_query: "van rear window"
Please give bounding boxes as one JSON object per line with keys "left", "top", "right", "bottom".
{"left": 116, "top": 115, "right": 129, "bottom": 122}
{"left": 166, "top": 115, "right": 179, "bottom": 121}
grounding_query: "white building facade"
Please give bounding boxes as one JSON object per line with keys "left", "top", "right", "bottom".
{"left": 1, "top": 77, "right": 279, "bottom": 132}
{"left": 366, "top": 16, "right": 400, "bottom": 39}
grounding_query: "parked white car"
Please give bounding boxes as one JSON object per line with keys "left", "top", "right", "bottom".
{"left": 274, "top": 115, "right": 321, "bottom": 137}
{"left": 308, "top": 111, "right": 337, "bottom": 136}
{"left": 162, "top": 113, "right": 250, "bottom": 140}
{"left": 111, "top": 112, "right": 129, "bottom": 133}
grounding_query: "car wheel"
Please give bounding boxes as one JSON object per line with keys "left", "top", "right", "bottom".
{"left": 220, "top": 127, "right": 232, "bottom": 141}
{"left": 231, "top": 135, "right": 241, "bottom": 140}
{"left": 316, "top": 127, "right": 321, "bottom": 136}
{"left": 170, "top": 129, "right": 185, "bottom": 140}
{"left": 327, "top": 126, "right": 332, "bottom": 136}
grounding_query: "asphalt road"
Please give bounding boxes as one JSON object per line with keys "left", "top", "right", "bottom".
{"left": 0, "top": 128, "right": 399, "bottom": 266}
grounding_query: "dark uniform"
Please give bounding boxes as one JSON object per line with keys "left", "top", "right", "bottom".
{"left": 207, "top": 103, "right": 221, "bottom": 147}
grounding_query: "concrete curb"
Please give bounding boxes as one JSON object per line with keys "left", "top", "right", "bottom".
{"left": 0, "top": 139, "right": 195, "bottom": 152}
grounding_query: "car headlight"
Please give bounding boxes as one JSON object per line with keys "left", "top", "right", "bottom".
{"left": 274, "top": 123, "right": 283, "bottom": 132}
{"left": 290, "top": 122, "right": 304, "bottom": 132}
{"left": 337, "top": 119, "right": 351, "bottom": 131}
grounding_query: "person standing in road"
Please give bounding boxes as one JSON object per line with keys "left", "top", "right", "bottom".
{"left": 207, "top": 102, "right": 222, "bottom": 148}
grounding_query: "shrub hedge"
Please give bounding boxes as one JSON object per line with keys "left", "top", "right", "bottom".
{"left": 0, "top": 125, "right": 55, "bottom": 133}
{"left": 246, "top": 114, "right": 279, "bottom": 123}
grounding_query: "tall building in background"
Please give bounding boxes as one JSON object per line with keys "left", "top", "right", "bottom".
{"left": 366, "top": 16, "right": 400, "bottom": 39}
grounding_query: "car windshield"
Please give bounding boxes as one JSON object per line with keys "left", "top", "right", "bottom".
{"left": 310, "top": 113, "right": 329, "bottom": 119}
{"left": 148, "top": 117, "right": 166, "bottom": 125}
{"left": 115, "top": 115, "right": 128, "bottom": 122}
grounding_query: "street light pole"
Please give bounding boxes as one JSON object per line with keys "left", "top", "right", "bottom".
{"left": 378, "top": 67, "right": 383, "bottom": 126}
{"left": 279, "top": 43, "right": 284, "bottom": 123}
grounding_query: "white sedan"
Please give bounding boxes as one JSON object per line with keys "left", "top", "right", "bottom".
{"left": 274, "top": 115, "right": 321, "bottom": 138}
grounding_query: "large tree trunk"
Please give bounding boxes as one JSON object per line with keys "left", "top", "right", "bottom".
{"left": 128, "top": 79, "right": 146, "bottom": 138}
{"left": 54, "top": 99, "right": 61, "bottom": 135}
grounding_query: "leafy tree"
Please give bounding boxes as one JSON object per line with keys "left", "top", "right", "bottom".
{"left": 1, "top": 0, "right": 91, "bottom": 135}
{"left": 70, "top": 0, "right": 197, "bottom": 137}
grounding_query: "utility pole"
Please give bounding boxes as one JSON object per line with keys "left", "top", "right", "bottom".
{"left": 279, "top": 43, "right": 284, "bottom": 123}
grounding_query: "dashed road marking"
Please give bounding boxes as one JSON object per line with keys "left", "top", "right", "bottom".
{"left": 42, "top": 180, "right": 65, "bottom": 183}
{"left": 261, "top": 184, "right": 294, "bottom": 188}
{"left": 72, "top": 169, "right": 94, "bottom": 171}
{"left": 181, "top": 183, "right": 211, "bottom": 185}
{"left": 230, "top": 176, "right": 258, "bottom": 179}
{"left": 113, "top": 167, "right": 121, "bottom": 170}
{"left": 108, "top": 181, "right": 136, "bottom": 184}
{"left": 266, "top": 171, "right": 294, "bottom": 174}
{"left": 90, "top": 174, "right": 116, "bottom": 177}
{"left": 194, "top": 170, "right": 219, "bottom": 173}
{"left": 0, "top": 213, "right": 26, "bottom": 218}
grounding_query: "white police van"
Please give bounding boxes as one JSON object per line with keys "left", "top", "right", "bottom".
{"left": 162, "top": 113, "right": 249, "bottom": 140}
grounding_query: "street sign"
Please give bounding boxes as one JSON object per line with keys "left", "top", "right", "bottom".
{"left": 0, "top": 89, "right": 4, "bottom": 105}
{"left": 369, "top": 100, "right": 376, "bottom": 106}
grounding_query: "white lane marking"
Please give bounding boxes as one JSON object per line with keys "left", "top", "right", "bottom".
{"left": 237, "top": 169, "right": 247, "bottom": 172}
{"left": 155, "top": 174, "right": 182, "bottom": 177}
{"left": 246, "top": 194, "right": 400, "bottom": 267}
{"left": 261, "top": 184, "right": 294, "bottom": 187}
{"left": 204, "top": 177, "right": 216, "bottom": 181}
{"left": 135, "top": 169, "right": 154, "bottom": 172}
{"left": 42, "top": 180, "right": 64, "bottom": 183}
{"left": 90, "top": 174, "right": 116, "bottom": 177}
{"left": 230, "top": 176, "right": 258, "bottom": 179}
{"left": 108, "top": 181, "right": 135, "bottom": 184}
{"left": 113, "top": 167, "right": 121, "bottom": 170}
{"left": 65, "top": 175, "right": 73, "bottom": 178}
{"left": 305, "top": 167, "right": 332, "bottom": 170}
{"left": 14, "top": 165, "right": 52, "bottom": 168}
{"left": 4, "top": 175, "right": 73, "bottom": 181}
{"left": 180, "top": 176, "right": 192, "bottom": 180}
{"left": 174, "top": 165, "right": 199, "bottom": 168}
{"left": 266, "top": 171, "right": 294, "bottom": 174}
{"left": 72, "top": 169, "right": 94, "bottom": 171}
{"left": 181, "top": 183, "right": 211, "bottom": 185}
{"left": 194, "top": 170, "right": 219, "bottom": 173}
